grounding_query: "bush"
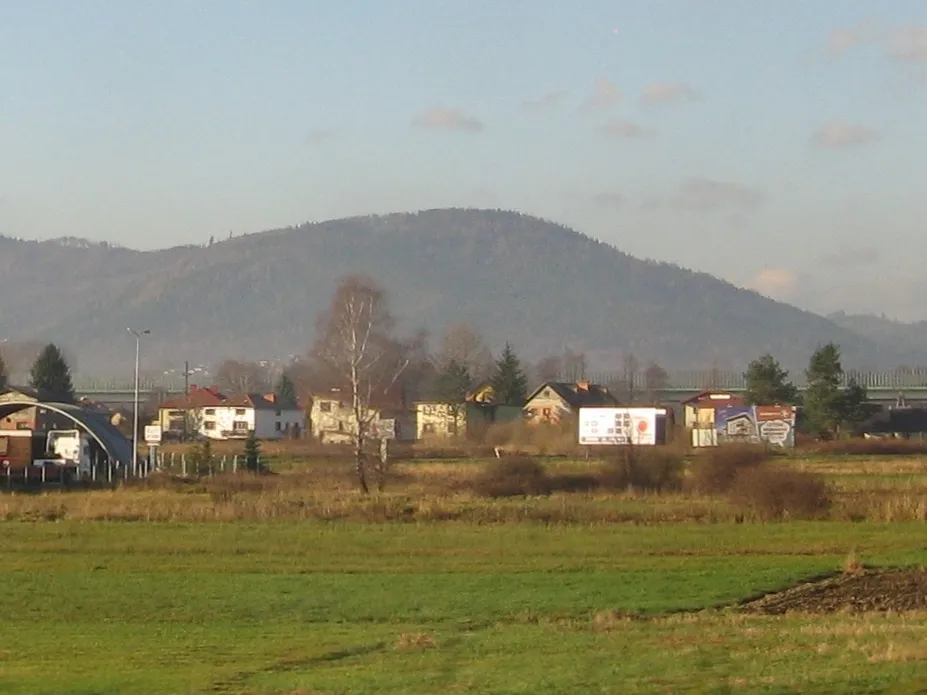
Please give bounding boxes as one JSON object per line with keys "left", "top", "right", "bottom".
{"left": 729, "top": 466, "right": 831, "bottom": 521}
{"left": 598, "top": 447, "right": 685, "bottom": 493}
{"left": 688, "top": 444, "right": 770, "bottom": 494}
{"left": 472, "top": 456, "right": 551, "bottom": 498}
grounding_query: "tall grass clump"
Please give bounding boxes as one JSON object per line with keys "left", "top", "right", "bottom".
{"left": 729, "top": 466, "right": 831, "bottom": 521}
{"left": 472, "top": 457, "right": 552, "bottom": 498}
{"left": 598, "top": 447, "right": 685, "bottom": 493}
{"left": 688, "top": 444, "right": 770, "bottom": 494}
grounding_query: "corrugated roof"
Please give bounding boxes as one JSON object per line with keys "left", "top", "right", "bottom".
{"left": 0, "top": 400, "right": 133, "bottom": 468}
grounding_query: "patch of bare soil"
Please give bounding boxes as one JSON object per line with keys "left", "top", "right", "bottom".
{"left": 741, "top": 569, "right": 927, "bottom": 614}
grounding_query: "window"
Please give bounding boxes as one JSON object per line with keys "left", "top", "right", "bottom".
{"left": 204, "top": 408, "right": 215, "bottom": 416}
{"left": 423, "top": 423, "right": 435, "bottom": 434}
{"left": 275, "top": 422, "right": 282, "bottom": 431}
{"left": 235, "top": 408, "right": 246, "bottom": 416}
{"left": 275, "top": 409, "right": 282, "bottom": 416}
{"left": 448, "top": 422, "right": 458, "bottom": 435}
{"left": 233, "top": 421, "right": 249, "bottom": 432}
{"left": 16, "top": 422, "right": 30, "bottom": 430}
{"left": 204, "top": 421, "right": 216, "bottom": 430}
{"left": 319, "top": 402, "right": 332, "bottom": 413}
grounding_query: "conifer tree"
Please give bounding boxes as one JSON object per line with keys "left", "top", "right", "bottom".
{"left": 489, "top": 343, "right": 528, "bottom": 406}
{"left": 243, "top": 430, "right": 262, "bottom": 472}
{"left": 29, "top": 343, "right": 75, "bottom": 403}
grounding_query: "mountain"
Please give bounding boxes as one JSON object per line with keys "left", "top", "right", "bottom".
{"left": 827, "top": 312, "right": 927, "bottom": 362}
{"left": 0, "top": 209, "right": 915, "bottom": 377}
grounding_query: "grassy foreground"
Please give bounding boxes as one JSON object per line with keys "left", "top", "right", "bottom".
{"left": 3, "top": 521, "right": 927, "bottom": 694}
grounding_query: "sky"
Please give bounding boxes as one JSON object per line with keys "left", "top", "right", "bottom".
{"left": 2, "top": 0, "right": 926, "bottom": 320}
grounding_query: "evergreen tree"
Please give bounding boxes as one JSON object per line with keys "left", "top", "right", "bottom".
{"left": 843, "top": 377, "right": 874, "bottom": 426}
{"left": 274, "top": 372, "right": 298, "bottom": 408}
{"left": 803, "top": 343, "right": 845, "bottom": 438}
{"left": 489, "top": 343, "right": 528, "bottom": 406}
{"left": 434, "top": 359, "right": 472, "bottom": 435}
{"left": 744, "top": 354, "right": 798, "bottom": 405}
{"left": 0, "top": 349, "right": 7, "bottom": 391}
{"left": 29, "top": 343, "right": 75, "bottom": 402}
{"left": 243, "top": 430, "right": 262, "bottom": 472}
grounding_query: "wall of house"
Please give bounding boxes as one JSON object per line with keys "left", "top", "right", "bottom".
{"left": 524, "top": 387, "right": 572, "bottom": 424}
{"left": 310, "top": 397, "right": 365, "bottom": 444}
{"left": 415, "top": 403, "right": 468, "bottom": 440}
{"left": 253, "top": 408, "right": 305, "bottom": 439}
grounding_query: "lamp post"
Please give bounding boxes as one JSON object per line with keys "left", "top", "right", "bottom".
{"left": 128, "top": 327, "right": 150, "bottom": 477}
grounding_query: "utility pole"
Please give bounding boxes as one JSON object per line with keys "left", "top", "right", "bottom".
{"left": 128, "top": 327, "right": 151, "bottom": 478}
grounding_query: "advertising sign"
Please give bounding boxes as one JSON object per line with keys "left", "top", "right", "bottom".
{"left": 578, "top": 408, "right": 663, "bottom": 446}
{"left": 714, "top": 406, "right": 796, "bottom": 448}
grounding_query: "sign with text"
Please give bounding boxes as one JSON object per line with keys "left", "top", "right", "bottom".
{"left": 578, "top": 407, "right": 664, "bottom": 446}
{"left": 144, "top": 425, "right": 162, "bottom": 445}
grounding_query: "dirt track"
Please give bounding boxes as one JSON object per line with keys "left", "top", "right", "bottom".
{"left": 741, "top": 569, "right": 927, "bottom": 614}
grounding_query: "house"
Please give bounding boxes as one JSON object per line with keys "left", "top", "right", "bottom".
{"left": 681, "top": 390, "right": 746, "bottom": 430}
{"left": 206, "top": 393, "right": 305, "bottom": 440}
{"left": 0, "top": 386, "right": 73, "bottom": 432}
{"left": 309, "top": 389, "right": 414, "bottom": 444}
{"left": 523, "top": 380, "right": 619, "bottom": 424}
{"left": 156, "top": 386, "right": 226, "bottom": 439}
{"left": 156, "top": 386, "right": 305, "bottom": 440}
{"left": 414, "top": 400, "right": 521, "bottom": 440}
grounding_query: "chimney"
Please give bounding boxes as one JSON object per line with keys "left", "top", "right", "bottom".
{"left": 577, "top": 380, "right": 590, "bottom": 392}
{"left": 265, "top": 393, "right": 277, "bottom": 403}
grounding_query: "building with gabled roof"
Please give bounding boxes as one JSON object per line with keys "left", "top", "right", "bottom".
{"left": 523, "top": 380, "right": 619, "bottom": 424}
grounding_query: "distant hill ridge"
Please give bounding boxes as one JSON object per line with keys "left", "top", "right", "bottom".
{"left": 0, "top": 208, "right": 919, "bottom": 375}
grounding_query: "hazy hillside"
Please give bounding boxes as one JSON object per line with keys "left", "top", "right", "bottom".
{"left": 0, "top": 209, "right": 912, "bottom": 377}
{"left": 828, "top": 312, "right": 927, "bottom": 361}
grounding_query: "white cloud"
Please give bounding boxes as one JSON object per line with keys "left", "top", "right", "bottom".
{"left": 812, "top": 121, "right": 879, "bottom": 148}
{"left": 581, "top": 77, "right": 621, "bottom": 110}
{"left": 523, "top": 90, "right": 567, "bottom": 110}
{"left": 750, "top": 268, "right": 799, "bottom": 300}
{"left": 598, "top": 118, "right": 651, "bottom": 138}
{"left": 672, "top": 177, "right": 762, "bottom": 211}
{"left": 412, "top": 108, "right": 484, "bottom": 133}
{"left": 887, "top": 25, "right": 927, "bottom": 62}
{"left": 825, "top": 23, "right": 873, "bottom": 58}
{"left": 641, "top": 82, "right": 698, "bottom": 104}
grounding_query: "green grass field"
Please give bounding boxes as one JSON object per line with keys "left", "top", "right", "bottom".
{"left": 3, "top": 520, "right": 927, "bottom": 694}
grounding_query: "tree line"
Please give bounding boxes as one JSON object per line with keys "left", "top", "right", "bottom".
{"left": 743, "top": 346, "right": 875, "bottom": 439}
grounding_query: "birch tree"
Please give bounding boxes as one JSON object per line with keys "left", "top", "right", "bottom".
{"left": 311, "top": 276, "right": 409, "bottom": 492}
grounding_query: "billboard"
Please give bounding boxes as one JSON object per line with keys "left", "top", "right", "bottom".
{"left": 578, "top": 407, "right": 665, "bottom": 446}
{"left": 714, "top": 405, "right": 795, "bottom": 447}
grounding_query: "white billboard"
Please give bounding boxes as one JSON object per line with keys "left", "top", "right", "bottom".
{"left": 578, "top": 407, "right": 664, "bottom": 446}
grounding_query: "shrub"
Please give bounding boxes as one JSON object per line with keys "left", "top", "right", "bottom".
{"left": 472, "top": 456, "right": 551, "bottom": 498}
{"left": 688, "top": 444, "right": 770, "bottom": 494}
{"left": 728, "top": 466, "right": 831, "bottom": 521}
{"left": 598, "top": 447, "right": 685, "bottom": 493}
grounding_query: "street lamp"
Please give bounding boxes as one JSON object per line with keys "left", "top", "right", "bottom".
{"left": 128, "top": 327, "right": 151, "bottom": 477}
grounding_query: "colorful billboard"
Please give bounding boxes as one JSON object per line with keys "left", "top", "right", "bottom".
{"left": 578, "top": 407, "right": 666, "bottom": 446}
{"left": 714, "top": 405, "right": 796, "bottom": 447}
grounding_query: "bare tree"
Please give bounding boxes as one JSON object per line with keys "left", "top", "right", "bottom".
{"left": 643, "top": 362, "right": 668, "bottom": 403}
{"left": 435, "top": 323, "right": 493, "bottom": 382}
{"left": 214, "top": 359, "right": 271, "bottom": 395}
{"left": 311, "top": 276, "right": 410, "bottom": 493}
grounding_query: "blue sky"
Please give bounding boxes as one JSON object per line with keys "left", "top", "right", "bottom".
{"left": 2, "top": 0, "right": 926, "bottom": 319}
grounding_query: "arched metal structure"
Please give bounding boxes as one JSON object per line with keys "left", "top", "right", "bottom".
{"left": 0, "top": 401, "right": 133, "bottom": 469}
